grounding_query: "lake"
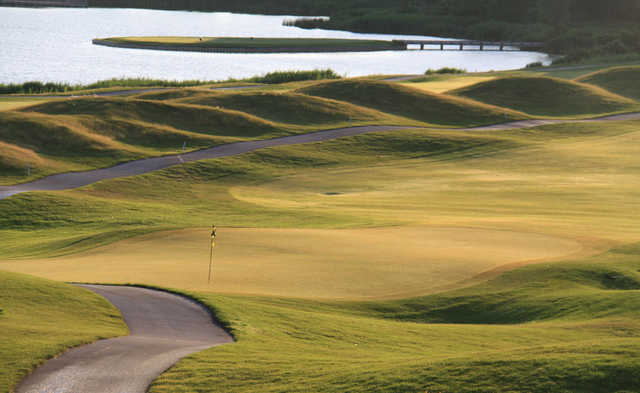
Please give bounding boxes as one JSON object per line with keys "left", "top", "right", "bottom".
{"left": 0, "top": 7, "right": 551, "bottom": 84}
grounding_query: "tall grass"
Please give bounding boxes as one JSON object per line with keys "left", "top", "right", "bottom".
{"left": 0, "top": 78, "right": 214, "bottom": 94}
{"left": 1, "top": 70, "right": 342, "bottom": 94}
{"left": 246, "top": 69, "right": 341, "bottom": 84}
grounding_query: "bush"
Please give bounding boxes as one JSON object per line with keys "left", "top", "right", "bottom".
{"left": 525, "top": 62, "right": 543, "bottom": 68}
{"left": 424, "top": 67, "right": 466, "bottom": 75}
{"left": 283, "top": 17, "right": 329, "bottom": 29}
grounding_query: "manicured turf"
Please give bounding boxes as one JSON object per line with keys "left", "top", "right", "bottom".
{"left": 576, "top": 66, "right": 640, "bottom": 101}
{"left": 404, "top": 75, "right": 496, "bottom": 94}
{"left": 0, "top": 271, "right": 127, "bottom": 392}
{"left": 451, "top": 76, "right": 637, "bottom": 117}
{"left": 0, "top": 226, "right": 582, "bottom": 299}
{"left": 0, "top": 98, "right": 51, "bottom": 111}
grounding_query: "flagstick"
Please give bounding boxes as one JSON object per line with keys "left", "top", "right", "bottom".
{"left": 208, "top": 239, "right": 214, "bottom": 284}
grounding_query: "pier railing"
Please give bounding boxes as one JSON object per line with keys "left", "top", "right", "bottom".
{"left": 393, "top": 40, "right": 544, "bottom": 51}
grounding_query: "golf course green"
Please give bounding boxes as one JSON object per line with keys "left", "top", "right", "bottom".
{"left": 1, "top": 65, "right": 640, "bottom": 392}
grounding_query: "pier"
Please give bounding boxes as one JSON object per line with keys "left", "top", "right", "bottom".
{"left": 393, "top": 40, "right": 544, "bottom": 51}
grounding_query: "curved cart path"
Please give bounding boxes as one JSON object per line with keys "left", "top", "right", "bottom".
{"left": 2, "top": 113, "right": 639, "bottom": 200}
{"left": 17, "top": 285, "right": 233, "bottom": 393}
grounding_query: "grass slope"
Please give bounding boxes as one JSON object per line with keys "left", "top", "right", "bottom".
{"left": 576, "top": 66, "right": 640, "bottom": 101}
{"left": 0, "top": 96, "right": 315, "bottom": 185}
{"left": 0, "top": 271, "right": 127, "bottom": 393}
{"left": 0, "top": 110, "right": 142, "bottom": 184}
{"left": 297, "top": 79, "right": 527, "bottom": 126}
{"left": 452, "top": 76, "right": 636, "bottom": 117}
{"left": 148, "top": 246, "right": 640, "bottom": 393}
{"left": 175, "top": 91, "right": 399, "bottom": 125}
{"left": 22, "top": 98, "right": 282, "bottom": 138}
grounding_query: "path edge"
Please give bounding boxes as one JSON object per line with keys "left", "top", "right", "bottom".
{"left": 72, "top": 282, "right": 237, "bottom": 341}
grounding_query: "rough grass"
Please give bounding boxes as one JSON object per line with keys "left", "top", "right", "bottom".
{"left": 576, "top": 66, "right": 640, "bottom": 101}
{"left": 0, "top": 271, "right": 127, "bottom": 393}
{"left": 297, "top": 79, "right": 527, "bottom": 126}
{"left": 21, "top": 98, "right": 282, "bottom": 138}
{"left": 175, "top": 91, "right": 399, "bottom": 126}
{"left": 452, "top": 76, "right": 637, "bottom": 117}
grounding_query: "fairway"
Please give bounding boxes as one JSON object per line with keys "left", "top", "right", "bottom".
{"left": 0, "top": 226, "right": 583, "bottom": 299}
{"left": 0, "top": 98, "right": 51, "bottom": 111}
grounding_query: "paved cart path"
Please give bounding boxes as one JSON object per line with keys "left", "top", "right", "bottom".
{"left": 17, "top": 285, "right": 232, "bottom": 393}
{"left": 2, "top": 113, "right": 640, "bottom": 200}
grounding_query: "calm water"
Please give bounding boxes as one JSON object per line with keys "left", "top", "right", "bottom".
{"left": 0, "top": 7, "right": 551, "bottom": 84}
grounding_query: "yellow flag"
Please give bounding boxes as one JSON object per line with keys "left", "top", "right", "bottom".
{"left": 211, "top": 238, "right": 215, "bottom": 248}
{"left": 211, "top": 225, "right": 216, "bottom": 248}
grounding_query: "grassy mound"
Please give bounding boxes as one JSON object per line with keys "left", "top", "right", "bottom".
{"left": 132, "top": 88, "right": 209, "bottom": 101}
{"left": 0, "top": 109, "right": 221, "bottom": 185}
{"left": 452, "top": 76, "right": 636, "bottom": 117}
{"left": 297, "top": 79, "right": 526, "bottom": 126}
{"left": 22, "top": 97, "right": 281, "bottom": 138}
{"left": 0, "top": 270, "right": 126, "bottom": 392}
{"left": 576, "top": 66, "right": 640, "bottom": 101}
{"left": 177, "top": 91, "right": 393, "bottom": 125}
{"left": 0, "top": 111, "right": 140, "bottom": 183}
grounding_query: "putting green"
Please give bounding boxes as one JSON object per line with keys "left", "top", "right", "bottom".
{"left": 0, "top": 226, "right": 583, "bottom": 299}
{"left": 407, "top": 76, "right": 495, "bottom": 94}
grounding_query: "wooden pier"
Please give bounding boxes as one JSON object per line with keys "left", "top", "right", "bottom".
{"left": 393, "top": 40, "right": 544, "bottom": 51}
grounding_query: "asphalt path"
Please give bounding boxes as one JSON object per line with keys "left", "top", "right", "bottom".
{"left": 2, "top": 113, "right": 640, "bottom": 200}
{"left": 16, "top": 285, "right": 233, "bottom": 393}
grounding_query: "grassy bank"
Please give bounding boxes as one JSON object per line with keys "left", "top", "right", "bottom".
{"left": 0, "top": 271, "right": 127, "bottom": 392}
